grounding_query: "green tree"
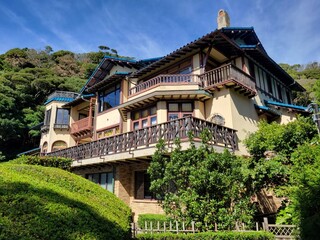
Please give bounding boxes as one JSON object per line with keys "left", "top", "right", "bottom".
{"left": 148, "top": 132, "right": 254, "bottom": 230}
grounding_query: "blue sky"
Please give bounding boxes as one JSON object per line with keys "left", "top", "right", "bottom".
{"left": 0, "top": 0, "right": 319, "bottom": 65}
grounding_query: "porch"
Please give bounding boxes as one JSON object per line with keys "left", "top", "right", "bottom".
{"left": 46, "top": 116, "right": 238, "bottom": 164}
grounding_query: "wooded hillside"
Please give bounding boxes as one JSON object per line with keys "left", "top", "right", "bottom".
{"left": 0, "top": 46, "right": 129, "bottom": 160}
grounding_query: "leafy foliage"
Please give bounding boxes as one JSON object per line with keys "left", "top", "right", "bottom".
{"left": 0, "top": 163, "right": 131, "bottom": 239}
{"left": 148, "top": 132, "right": 255, "bottom": 230}
{"left": 0, "top": 46, "right": 131, "bottom": 159}
{"left": 136, "top": 231, "right": 274, "bottom": 240}
{"left": 12, "top": 155, "right": 72, "bottom": 171}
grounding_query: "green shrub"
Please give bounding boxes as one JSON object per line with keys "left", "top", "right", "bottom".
{"left": 0, "top": 163, "right": 131, "bottom": 239}
{"left": 138, "top": 214, "right": 170, "bottom": 228}
{"left": 136, "top": 231, "right": 274, "bottom": 240}
{"left": 12, "top": 155, "right": 72, "bottom": 171}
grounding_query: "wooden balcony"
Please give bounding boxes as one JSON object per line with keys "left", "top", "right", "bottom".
{"left": 129, "top": 74, "right": 200, "bottom": 96}
{"left": 129, "top": 64, "right": 256, "bottom": 99}
{"left": 46, "top": 116, "right": 238, "bottom": 162}
{"left": 199, "top": 64, "right": 256, "bottom": 98}
{"left": 70, "top": 117, "right": 93, "bottom": 141}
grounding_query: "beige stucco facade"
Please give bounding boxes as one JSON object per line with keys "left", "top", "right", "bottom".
{"left": 40, "top": 26, "right": 307, "bottom": 221}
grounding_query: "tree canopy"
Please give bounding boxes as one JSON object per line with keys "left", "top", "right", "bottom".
{"left": 0, "top": 46, "right": 130, "bottom": 160}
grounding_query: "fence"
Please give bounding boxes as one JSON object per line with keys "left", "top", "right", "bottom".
{"left": 132, "top": 218, "right": 298, "bottom": 239}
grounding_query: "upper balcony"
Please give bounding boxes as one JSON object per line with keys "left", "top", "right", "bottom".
{"left": 128, "top": 63, "right": 256, "bottom": 100}
{"left": 70, "top": 117, "right": 93, "bottom": 141}
{"left": 199, "top": 63, "right": 256, "bottom": 98}
{"left": 46, "top": 116, "right": 238, "bottom": 166}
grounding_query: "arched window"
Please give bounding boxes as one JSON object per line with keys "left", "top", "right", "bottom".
{"left": 42, "top": 142, "right": 48, "bottom": 153}
{"left": 52, "top": 141, "right": 67, "bottom": 152}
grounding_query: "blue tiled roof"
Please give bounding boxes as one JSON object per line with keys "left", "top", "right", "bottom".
{"left": 254, "top": 104, "right": 281, "bottom": 116}
{"left": 265, "top": 100, "right": 307, "bottom": 111}
{"left": 239, "top": 44, "right": 256, "bottom": 48}
{"left": 44, "top": 97, "right": 75, "bottom": 105}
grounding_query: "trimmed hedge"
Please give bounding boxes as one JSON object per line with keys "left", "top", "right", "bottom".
{"left": 138, "top": 214, "right": 170, "bottom": 228}
{"left": 12, "top": 155, "right": 72, "bottom": 171}
{"left": 136, "top": 231, "right": 274, "bottom": 240}
{"left": 0, "top": 163, "right": 131, "bottom": 239}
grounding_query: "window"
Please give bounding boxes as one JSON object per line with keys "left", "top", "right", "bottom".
{"left": 87, "top": 172, "right": 114, "bottom": 193}
{"left": 277, "top": 84, "right": 283, "bottom": 101}
{"left": 99, "top": 83, "right": 121, "bottom": 112}
{"left": 132, "top": 106, "right": 157, "bottom": 130}
{"left": 266, "top": 74, "right": 273, "bottom": 95}
{"left": 55, "top": 108, "right": 69, "bottom": 125}
{"left": 52, "top": 141, "right": 67, "bottom": 152}
{"left": 42, "top": 142, "right": 48, "bottom": 153}
{"left": 44, "top": 109, "right": 51, "bottom": 126}
{"left": 134, "top": 171, "right": 154, "bottom": 199}
{"left": 168, "top": 102, "right": 193, "bottom": 121}
{"left": 97, "top": 126, "right": 120, "bottom": 139}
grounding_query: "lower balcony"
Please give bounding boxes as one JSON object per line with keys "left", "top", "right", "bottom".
{"left": 70, "top": 117, "right": 93, "bottom": 141}
{"left": 46, "top": 116, "right": 238, "bottom": 164}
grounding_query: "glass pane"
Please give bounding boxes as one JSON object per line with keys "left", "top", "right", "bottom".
{"left": 133, "top": 111, "right": 140, "bottom": 120}
{"left": 56, "top": 109, "right": 69, "bottom": 124}
{"left": 133, "top": 121, "right": 139, "bottom": 130}
{"left": 182, "top": 103, "right": 192, "bottom": 112}
{"left": 168, "top": 103, "right": 179, "bottom": 112}
{"left": 142, "top": 119, "right": 148, "bottom": 128}
{"left": 100, "top": 173, "right": 107, "bottom": 189}
{"left": 151, "top": 116, "right": 157, "bottom": 125}
{"left": 92, "top": 174, "right": 99, "bottom": 184}
{"left": 107, "top": 173, "right": 114, "bottom": 193}
{"left": 168, "top": 114, "right": 179, "bottom": 121}
{"left": 150, "top": 106, "right": 157, "bottom": 115}
{"left": 142, "top": 109, "right": 149, "bottom": 118}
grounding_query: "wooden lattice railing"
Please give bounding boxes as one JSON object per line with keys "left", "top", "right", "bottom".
{"left": 46, "top": 116, "right": 238, "bottom": 161}
{"left": 199, "top": 63, "right": 256, "bottom": 92}
{"left": 129, "top": 74, "right": 200, "bottom": 96}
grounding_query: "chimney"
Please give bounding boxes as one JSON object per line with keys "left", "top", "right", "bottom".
{"left": 217, "top": 9, "right": 230, "bottom": 29}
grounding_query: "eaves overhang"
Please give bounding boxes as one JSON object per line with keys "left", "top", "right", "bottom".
{"left": 265, "top": 100, "right": 308, "bottom": 112}
{"left": 87, "top": 72, "right": 130, "bottom": 93}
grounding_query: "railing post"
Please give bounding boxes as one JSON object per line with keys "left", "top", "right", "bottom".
{"left": 263, "top": 217, "right": 269, "bottom": 231}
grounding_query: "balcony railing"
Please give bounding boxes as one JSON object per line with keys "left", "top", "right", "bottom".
{"left": 71, "top": 117, "right": 93, "bottom": 134}
{"left": 129, "top": 74, "right": 199, "bottom": 96}
{"left": 46, "top": 116, "right": 238, "bottom": 161}
{"left": 128, "top": 64, "right": 256, "bottom": 97}
{"left": 199, "top": 63, "right": 256, "bottom": 93}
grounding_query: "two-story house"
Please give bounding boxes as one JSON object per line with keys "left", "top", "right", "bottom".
{"left": 39, "top": 10, "right": 307, "bottom": 220}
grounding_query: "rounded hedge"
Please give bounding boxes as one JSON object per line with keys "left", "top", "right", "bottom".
{"left": 0, "top": 163, "right": 131, "bottom": 240}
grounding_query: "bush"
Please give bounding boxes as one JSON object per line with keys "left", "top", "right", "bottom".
{"left": 138, "top": 214, "right": 170, "bottom": 229}
{"left": 136, "top": 231, "right": 274, "bottom": 240}
{"left": 0, "top": 163, "right": 131, "bottom": 239}
{"left": 12, "top": 155, "right": 72, "bottom": 171}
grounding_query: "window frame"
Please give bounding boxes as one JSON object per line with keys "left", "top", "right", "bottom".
{"left": 98, "top": 83, "right": 121, "bottom": 112}
{"left": 131, "top": 106, "right": 157, "bottom": 130}
{"left": 167, "top": 102, "right": 193, "bottom": 121}
{"left": 55, "top": 108, "right": 70, "bottom": 125}
{"left": 86, "top": 172, "right": 114, "bottom": 193}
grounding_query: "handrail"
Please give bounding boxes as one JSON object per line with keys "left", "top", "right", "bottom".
{"left": 46, "top": 116, "right": 238, "bottom": 161}
{"left": 129, "top": 64, "right": 256, "bottom": 96}
{"left": 129, "top": 74, "right": 199, "bottom": 95}
{"left": 70, "top": 117, "right": 93, "bottom": 134}
{"left": 199, "top": 63, "right": 256, "bottom": 91}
